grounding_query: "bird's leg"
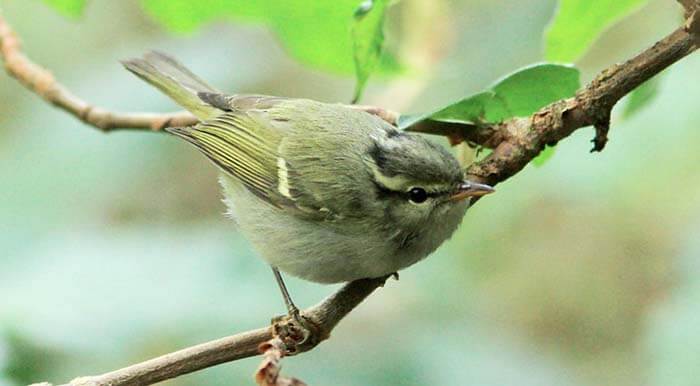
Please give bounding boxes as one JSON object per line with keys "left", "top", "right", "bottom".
{"left": 271, "top": 266, "right": 301, "bottom": 320}
{"left": 270, "top": 266, "right": 312, "bottom": 350}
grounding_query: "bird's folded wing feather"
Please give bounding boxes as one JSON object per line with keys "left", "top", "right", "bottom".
{"left": 167, "top": 94, "right": 330, "bottom": 219}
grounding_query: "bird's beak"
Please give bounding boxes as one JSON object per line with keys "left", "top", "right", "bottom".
{"left": 450, "top": 180, "right": 495, "bottom": 201}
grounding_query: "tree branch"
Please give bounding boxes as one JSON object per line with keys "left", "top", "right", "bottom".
{"left": 464, "top": 12, "right": 699, "bottom": 185}
{"left": 0, "top": 15, "right": 398, "bottom": 132}
{"left": 409, "top": 5, "right": 699, "bottom": 187}
{"left": 4, "top": 2, "right": 698, "bottom": 386}
{"left": 0, "top": 16, "right": 199, "bottom": 131}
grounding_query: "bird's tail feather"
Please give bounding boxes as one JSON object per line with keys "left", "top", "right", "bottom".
{"left": 122, "top": 51, "right": 220, "bottom": 120}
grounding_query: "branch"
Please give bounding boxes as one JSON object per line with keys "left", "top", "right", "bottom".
{"left": 4, "top": 2, "right": 698, "bottom": 386}
{"left": 465, "top": 9, "right": 698, "bottom": 185}
{"left": 31, "top": 278, "right": 386, "bottom": 386}
{"left": 0, "top": 15, "right": 398, "bottom": 132}
{"left": 415, "top": 8, "right": 700, "bottom": 186}
{"left": 0, "top": 16, "right": 198, "bottom": 131}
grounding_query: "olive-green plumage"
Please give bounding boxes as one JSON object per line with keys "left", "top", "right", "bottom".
{"left": 123, "top": 51, "right": 493, "bottom": 284}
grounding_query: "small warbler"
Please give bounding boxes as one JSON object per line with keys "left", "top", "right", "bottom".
{"left": 123, "top": 52, "right": 494, "bottom": 319}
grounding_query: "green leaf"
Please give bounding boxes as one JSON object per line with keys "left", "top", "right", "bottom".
{"left": 545, "top": 0, "right": 650, "bottom": 62}
{"left": 623, "top": 74, "right": 662, "bottom": 118}
{"left": 401, "top": 63, "right": 580, "bottom": 129}
{"left": 430, "top": 91, "right": 507, "bottom": 124}
{"left": 141, "top": 0, "right": 401, "bottom": 75}
{"left": 490, "top": 64, "right": 580, "bottom": 118}
{"left": 352, "top": 0, "right": 391, "bottom": 103}
{"left": 40, "top": 0, "right": 87, "bottom": 18}
{"left": 400, "top": 64, "right": 579, "bottom": 167}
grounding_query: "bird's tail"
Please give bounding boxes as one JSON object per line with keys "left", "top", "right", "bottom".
{"left": 122, "top": 51, "right": 220, "bottom": 120}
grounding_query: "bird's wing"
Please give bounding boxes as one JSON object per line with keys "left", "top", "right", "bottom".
{"left": 198, "top": 92, "right": 290, "bottom": 112}
{"left": 167, "top": 94, "right": 332, "bottom": 219}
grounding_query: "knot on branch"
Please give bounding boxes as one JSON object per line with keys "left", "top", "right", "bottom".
{"left": 79, "top": 106, "right": 113, "bottom": 131}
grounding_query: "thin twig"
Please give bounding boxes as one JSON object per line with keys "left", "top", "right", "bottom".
{"left": 255, "top": 338, "right": 306, "bottom": 386}
{"left": 5, "top": 2, "right": 699, "bottom": 386}
{"left": 0, "top": 14, "right": 399, "bottom": 132}
{"left": 0, "top": 15, "right": 198, "bottom": 131}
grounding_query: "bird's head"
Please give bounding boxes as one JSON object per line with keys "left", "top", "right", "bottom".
{"left": 366, "top": 128, "right": 494, "bottom": 230}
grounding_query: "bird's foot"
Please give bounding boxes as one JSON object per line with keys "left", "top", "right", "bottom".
{"left": 270, "top": 309, "right": 315, "bottom": 355}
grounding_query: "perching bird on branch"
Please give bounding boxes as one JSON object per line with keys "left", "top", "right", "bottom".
{"left": 122, "top": 51, "right": 494, "bottom": 320}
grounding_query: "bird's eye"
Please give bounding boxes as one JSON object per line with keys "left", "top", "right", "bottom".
{"left": 408, "top": 187, "right": 428, "bottom": 204}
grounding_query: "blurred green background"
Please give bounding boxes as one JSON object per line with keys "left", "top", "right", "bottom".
{"left": 1, "top": 0, "right": 699, "bottom": 385}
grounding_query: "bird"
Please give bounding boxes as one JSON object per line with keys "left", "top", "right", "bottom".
{"left": 122, "top": 51, "right": 494, "bottom": 319}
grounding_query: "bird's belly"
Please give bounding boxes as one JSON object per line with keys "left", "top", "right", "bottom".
{"left": 260, "top": 233, "right": 403, "bottom": 283}
{"left": 237, "top": 210, "right": 407, "bottom": 283}
{"left": 220, "top": 176, "right": 423, "bottom": 283}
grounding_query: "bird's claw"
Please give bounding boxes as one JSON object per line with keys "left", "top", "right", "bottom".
{"left": 270, "top": 311, "right": 313, "bottom": 355}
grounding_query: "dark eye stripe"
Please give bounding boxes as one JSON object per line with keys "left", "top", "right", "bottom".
{"left": 371, "top": 179, "right": 395, "bottom": 199}
{"left": 372, "top": 179, "right": 448, "bottom": 202}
